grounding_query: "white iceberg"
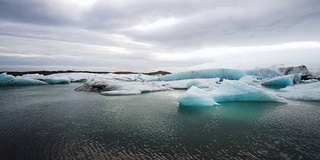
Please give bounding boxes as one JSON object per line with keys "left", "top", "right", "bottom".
{"left": 245, "top": 67, "right": 283, "bottom": 79}
{"left": 261, "top": 75, "right": 295, "bottom": 87}
{"left": 0, "top": 73, "right": 47, "bottom": 86}
{"left": 239, "top": 76, "right": 260, "bottom": 86}
{"left": 19, "top": 73, "right": 70, "bottom": 84}
{"left": 186, "top": 78, "right": 220, "bottom": 89}
{"left": 75, "top": 80, "right": 172, "bottom": 95}
{"left": 149, "top": 69, "right": 245, "bottom": 81}
{"left": 209, "top": 80, "right": 287, "bottom": 103}
{"left": 154, "top": 78, "right": 220, "bottom": 90}
{"left": 279, "top": 82, "right": 320, "bottom": 101}
{"left": 178, "top": 86, "right": 218, "bottom": 107}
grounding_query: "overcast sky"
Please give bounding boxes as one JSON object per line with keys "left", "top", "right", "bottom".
{"left": 1, "top": 0, "right": 320, "bottom": 72}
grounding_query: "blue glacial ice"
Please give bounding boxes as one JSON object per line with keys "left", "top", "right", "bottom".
{"left": 178, "top": 86, "right": 219, "bottom": 107}
{"left": 0, "top": 73, "right": 47, "bottom": 86}
{"left": 149, "top": 69, "right": 245, "bottom": 81}
{"left": 209, "top": 80, "right": 287, "bottom": 103}
{"left": 38, "top": 78, "right": 70, "bottom": 84}
{"left": 261, "top": 75, "right": 295, "bottom": 87}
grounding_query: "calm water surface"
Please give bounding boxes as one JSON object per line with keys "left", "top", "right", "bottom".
{"left": 0, "top": 84, "right": 319, "bottom": 159}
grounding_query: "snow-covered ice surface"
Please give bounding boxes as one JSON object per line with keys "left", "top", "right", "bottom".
{"left": 177, "top": 86, "right": 218, "bottom": 107}
{"left": 279, "top": 82, "right": 320, "bottom": 101}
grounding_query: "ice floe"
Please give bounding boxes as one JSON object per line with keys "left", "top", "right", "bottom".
{"left": 209, "top": 80, "right": 287, "bottom": 103}
{"left": 178, "top": 86, "right": 218, "bottom": 107}
{"left": 279, "top": 82, "right": 320, "bottom": 101}
{"left": 75, "top": 80, "right": 172, "bottom": 95}
{"left": 0, "top": 73, "right": 47, "bottom": 86}
{"left": 261, "top": 75, "right": 295, "bottom": 87}
{"left": 149, "top": 69, "right": 245, "bottom": 81}
{"left": 2, "top": 65, "right": 320, "bottom": 104}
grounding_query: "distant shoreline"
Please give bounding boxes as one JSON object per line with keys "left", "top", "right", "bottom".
{"left": 0, "top": 70, "right": 171, "bottom": 76}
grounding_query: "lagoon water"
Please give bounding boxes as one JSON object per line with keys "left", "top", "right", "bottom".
{"left": 0, "top": 84, "right": 319, "bottom": 159}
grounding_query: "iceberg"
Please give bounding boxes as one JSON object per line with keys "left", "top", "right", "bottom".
{"left": 178, "top": 86, "right": 218, "bottom": 107}
{"left": 155, "top": 78, "right": 220, "bottom": 90}
{"left": 0, "top": 73, "right": 47, "bottom": 86}
{"left": 38, "top": 78, "right": 70, "bottom": 84}
{"left": 279, "top": 82, "right": 320, "bottom": 101}
{"left": 209, "top": 80, "right": 287, "bottom": 103}
{"left": 245, "top": 67, "right": 282, "bottom": 79}
{"left": 278, "top": 65, "right": 311, "bottom": 77}
{"left": 239, "top": 76, "right": 260, "bottom": 86}
{"left": 0, "top": 73, "right": 14, "bottom": 84}
{"left": 75, "top": 80, "right": 172, "bottom": 95}
{"left": 261, "top": 75, "right": 295, "bottom": 87}
{"left": 186, "top": 78, "right": 220, "bottom": 89}
{"left": 149, "top": 69, "right": 245, "bottom": 81}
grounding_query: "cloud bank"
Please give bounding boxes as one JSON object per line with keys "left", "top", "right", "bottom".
{"left": 0, "top": 0, "right": 320, "bottom": 71}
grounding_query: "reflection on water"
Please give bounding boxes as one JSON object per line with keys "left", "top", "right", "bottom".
{"left": 215, "top": 102, "right": 281, "bottom": 120}
{"left": 0, "top": 85, "right": 319, "bottom": 159}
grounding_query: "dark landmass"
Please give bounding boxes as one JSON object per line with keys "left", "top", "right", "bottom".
{"left": 0, "top": 70, "right": 171, "bottom": 76}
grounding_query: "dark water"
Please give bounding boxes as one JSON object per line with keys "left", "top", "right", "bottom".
{"left": 0, "top": 84, "right": 319, "bottom": 159}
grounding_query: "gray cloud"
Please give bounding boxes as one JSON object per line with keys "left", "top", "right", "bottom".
{"left": 0, "top": 0, "right": 79, "bottom": 26}
{"left": 0, "top": 0, "right": 319, "bottom": 71}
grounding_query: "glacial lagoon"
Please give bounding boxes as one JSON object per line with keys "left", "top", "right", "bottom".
{"left": 0, "top": 84, "right": 319, "bottom": 159}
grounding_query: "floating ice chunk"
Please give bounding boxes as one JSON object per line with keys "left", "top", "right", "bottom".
{"left": 8, "top": 78, "right": 47, "bottom": 86}
{"left": 156, "top": 78, "right": 220, "bottom": 90}
{"left": 0, "top": 73, "right": 14, "bottom": 84}
{"left": 0, "top": 73, "right": 47, "bottom": 86}
{"left": 186, "top": 80, "right": 211, "bottom": 89}
{"left": 209, "top": 80, "right": 287, "bottom": 103}
{"left": 261, "top": 75, "right": 295, "bottom": 87}
{"left": 300, "top": 79, "right": 319, "bottom": 84}
{"left": 239, "top": 76, "right": 260, "bottom": 86}
{"left": 101, "top": 89, "right": 141, "bottom": 95}
{"left": 20, "top": 73, "right": 46, "bottom": 79}
{"left": 279, "top": 82, "right": 320, "bottom": 101}
{"left": 75, "top": 80, "right": 172, "bottom": 95}
{"left": 149, "top": 69, "right": 245, "bottom": 81}
{"left": 245, "top": 68, "right": 282, "bottom": 79}
{"left": 38, "top": 78, "right": 70, "bottom": 84}
{"left": 70, "top": 79, "right": 88, "bottom": 83}
{"left": 178, "top": 86, "right": 219, "bottom": 107}
{"left": 278, "top": 65, "right": 311, "bottom": 77}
